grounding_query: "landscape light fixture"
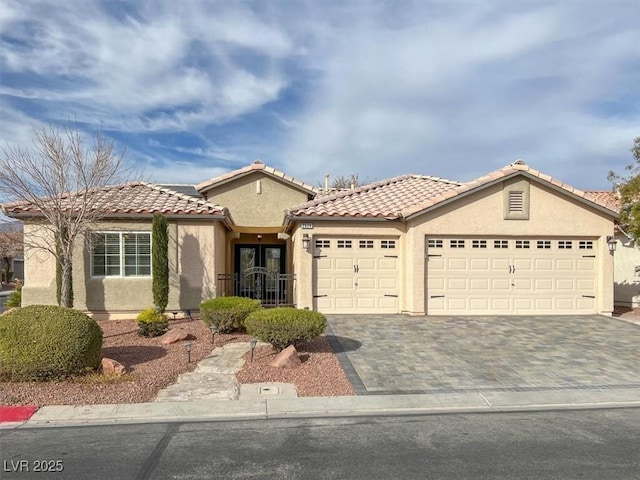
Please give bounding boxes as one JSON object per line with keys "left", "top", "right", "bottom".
{"left": 250, "top": 339, "right": 258, "bottom": 362}
{"left": 210, "top": 325, "right": 218, "bottom": 344}
{"left": 171, "top": 311, "right": 178, "bottom": 321}
{"left": 302, "top": 233, "right": 310, "bottom": 250}
{"left": 606, "top": 236, "right": 617, "bottom": 253}
{"left": 183, "top": 341, "right": 193, "bottom": 363}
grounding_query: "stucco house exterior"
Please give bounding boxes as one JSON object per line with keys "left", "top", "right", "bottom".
{"left": 1, "top": 159, "right": 620, "bottom": 319}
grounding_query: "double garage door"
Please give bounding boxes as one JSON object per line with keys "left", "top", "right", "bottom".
{"left": 427, "top": 237, "right": 598, "bottom": 315}
{"left": 313, "top": 237, "right": 399, "bottom": 313}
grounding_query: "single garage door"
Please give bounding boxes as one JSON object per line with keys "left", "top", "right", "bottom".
{"left": 426, "top": 237, "right": 597, "bottom": 315}
{"left": 313, "top": 237, "right": 399, "bottom": 313}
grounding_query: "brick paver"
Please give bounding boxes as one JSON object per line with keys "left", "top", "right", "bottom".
{"left": 326, "top": 315, "right": 640, "bottom": 395}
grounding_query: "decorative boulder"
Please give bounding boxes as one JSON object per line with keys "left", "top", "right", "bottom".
{"left": 101, "top": 357, "right": 126, "bottom": 375}
{"left": 159, "top": 328, "right": 189, "bottom": 345}
{"left": 269, "top": 345, "right": 302, "bottom": 369}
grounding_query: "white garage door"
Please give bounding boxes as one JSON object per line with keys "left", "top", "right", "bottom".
{"left": 313, "top": 237, "right": 399, "bottom": 313}
{"left": 427, "top": 237, "right": 597, "bottom": 315}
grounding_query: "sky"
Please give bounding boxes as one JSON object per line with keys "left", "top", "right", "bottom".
{"left": 1, "top": 0, "right": 639, "bottom": 192}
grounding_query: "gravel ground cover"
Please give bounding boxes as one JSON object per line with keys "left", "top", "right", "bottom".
{"left": 0, "top": 317, "right": 353, "bottom": 406}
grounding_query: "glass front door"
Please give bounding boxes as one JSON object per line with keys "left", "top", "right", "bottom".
{"left": 234, "top": 244, "right": 286, "bottom": 301}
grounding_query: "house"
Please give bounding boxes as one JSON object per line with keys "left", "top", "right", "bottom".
{"left": 0, "top": 222, "right": 24, "bottom": 286}
{"left": 1, "top": 159, "right": 619, "bottom": 319}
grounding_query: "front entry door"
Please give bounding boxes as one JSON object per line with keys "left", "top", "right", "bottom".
{"left": 234, "top": 244, "right": 286, "bottom": 302}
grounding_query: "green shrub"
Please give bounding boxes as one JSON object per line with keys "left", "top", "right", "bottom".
{"left": 136, "top": 307, "right": 169, "bottom": 337}
{"left": 5, "top": 283, "right": 22, "bottom": 308}
{"left": 0, "top": 305, "right": 103, "bottom": 381}
{"left": 199, "top": 296, "right": 262, "bottom": 333}
{"left": 245, "top": 308, "right": 326, "bottom": 350}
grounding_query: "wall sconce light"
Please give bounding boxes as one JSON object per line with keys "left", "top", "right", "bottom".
{"left": 302, "top": 233, "right": 310, "bottom": 250}
{"left": 183, "top": 341, "right": 194, "bottom": 363}
{"left": 210, "top": 325, "right": 218, "bottom": 344}
{"left": 606, "top": 235, "right": 617, "bottom": 253}
{"left": 250, "top": 339, "right": 258, "bottom": 362}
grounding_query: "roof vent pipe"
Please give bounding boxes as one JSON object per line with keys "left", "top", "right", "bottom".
{"left": 350, "top": 177, "right": 356, "bottom": 190}
{"left": 324, "top": 174, "right": 329, "bottom": 194}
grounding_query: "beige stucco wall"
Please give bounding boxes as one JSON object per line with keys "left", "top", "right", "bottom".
{"left": 203, "top": 172, "right": 310, "bottom": 227}
{"left": 614, "top": 234, "right": 640, "bottom": 307}
{"left": 21, "top": 223, "right": 58, "bottom": 306}
{"left": 406, "top": 180, "right": 615, "bottom": 315}
{"left": 21, "top": 219, "right": 225, "bottom": 319}
{"left": 291, "top": 178, "right": 616, "bottom": 316}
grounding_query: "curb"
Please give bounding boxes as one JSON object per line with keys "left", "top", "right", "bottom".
{"left": 15, "top": 389, "right": 640, "bottom": 428}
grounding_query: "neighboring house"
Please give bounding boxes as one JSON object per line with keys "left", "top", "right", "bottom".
{"left": 585, "top": 191, "right": 640, "bottom": 308}
{"left": 0, "top": 159, "right": 619, "bottom": 319}
{"left": 0, "top": 222, "right": 24, "bottom": 285}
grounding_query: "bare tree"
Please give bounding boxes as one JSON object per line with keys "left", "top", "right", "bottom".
{"left": 0, "top": 124, "right": 128, "bottom": 307}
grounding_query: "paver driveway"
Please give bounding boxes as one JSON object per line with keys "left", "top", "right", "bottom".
{"left": 326, "top": 315, "right": 640, "bottom": 395}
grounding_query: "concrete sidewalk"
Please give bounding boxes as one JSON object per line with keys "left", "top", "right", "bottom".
{"left": 10, "top": 388, "right": 640, "bottom": 428}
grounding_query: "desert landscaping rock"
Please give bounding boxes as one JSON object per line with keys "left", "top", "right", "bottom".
{"left": 100, "top": 357, "right": 126, "bottom": 375}
{"left": 159, "top": 328, "right": 189, "bottom": 345}
{"left": 270, "top": 345, "right": 302, "bottom": 369}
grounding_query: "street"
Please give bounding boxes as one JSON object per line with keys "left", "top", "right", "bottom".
{"left": 1, "top": 408, "right": 639, "bottom": 479}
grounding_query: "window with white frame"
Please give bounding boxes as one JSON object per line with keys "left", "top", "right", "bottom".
{"left": 494, "top": 240, "right": 508, "bottom": 249}
{"left": 315, "top": 239, "right": 330, "bottom": 249}
{"left": 450, "top": 239, "right": 465, "bottom": 248}
{"left": 558, "top": 240, "right": 573, "bottom": 249}
{"left": 537, "top": 240, "right": 551, "bottom": 249}
{"left": 578, "top": 240, "right": 593, "bottom": 250}
{"left": 91, "top": 232, "right": 151, "bottom": 277}
{"left": 472, "top": 240, "right": 487, "bottom": 249}
{"left": 427, "top": 239, "right": 443, "bottom": 248}
{"left": 515, "top": 240, "right": 530, "bottom": 249}
{"left": 337, "top": 240, "right": 352, "bottom": 249}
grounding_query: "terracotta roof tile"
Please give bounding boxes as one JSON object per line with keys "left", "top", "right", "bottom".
{"left": 584, "top": 191, "right": 621, "bottom": 212}
{"left": 196, "top": 159, "right": 317, "bottom": 194}
{"left": 2, "top": 182, "right": 227, "bottom": 217}
{"left": 288, "top": 174, "right": 461, "bottom": 219}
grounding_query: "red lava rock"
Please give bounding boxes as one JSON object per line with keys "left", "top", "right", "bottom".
{"left": 101, "top": 358, "right": 126, "bottom": 375}
{"left": 269, "top": 345, "right": 302, "bottom": 369}
{"left": 159, "top": 328, "right": 189, "bottom": 345}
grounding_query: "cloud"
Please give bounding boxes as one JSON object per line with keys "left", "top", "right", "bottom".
{"left": 1, "top": 0, "right": 638, "bottom": 191}
{"left": 0, "top": 0, "right": 291, "bottom": 133}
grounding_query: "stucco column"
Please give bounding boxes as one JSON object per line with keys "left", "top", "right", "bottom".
{"left": 292, "top": 228, "right": 314, "bottom": 309}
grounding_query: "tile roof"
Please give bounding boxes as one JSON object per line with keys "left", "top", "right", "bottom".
{"left": 584, "top": 191, "right": 621, "bottom": 212}
{"left": 1, "top": 182, "right": 228, "bottom": 217}
{"left": 288, "top": 160, "right": 619, "bottom": 220}
{"left": 196, "top": 159, "right": 317, "bottom": 194}
{"left": 288, "top": 174, "right": 461, "bottom": 219}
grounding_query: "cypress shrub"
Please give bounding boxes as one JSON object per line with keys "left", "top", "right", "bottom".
{"left": 152, "top": 213, "right": 169, "bottom": 312}
{"left": 0, "top": 305, "right": 103, "bottom": 381}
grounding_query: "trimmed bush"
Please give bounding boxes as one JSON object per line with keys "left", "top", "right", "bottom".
{"left": 5, "top": 283, "right": 22, "bottom": 308}
{"left": 245, "top": 308, "right": 326, "bottom": 350}
{"left": 136, "top": 307, "right": 169, "bottom": 337}
{"left": 0, "top": 305, "right": 103, "bottom": 381}
{"left": 199, "top": 296, "right": 262, "bottom": 333}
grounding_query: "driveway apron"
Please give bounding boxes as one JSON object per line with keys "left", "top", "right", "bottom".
{"left": 326, "top": 315, "right": 640, "bottom": 395}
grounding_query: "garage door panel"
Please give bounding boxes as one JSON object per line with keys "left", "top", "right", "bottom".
{"left": 334, "top": 277, "right": 354, "bottom": 290}
{"left": 427, "top": 237, "right": 597, "bottom": 315}
{"left": 447, "top": 278, "right": 467, "bottom": 290}
{"left": 448, "top": 258, "right": 467, "bottom": 270}
{"left": 335, "top": 258, "right": 354, "bottom": 270}
{"left": 379, "top": 278, "right": 398, "bottom": 289}
{"left": 577, "top": 259, "right": 595, "bottom": 270}
{"left": 379, "top": 296, "right": 399, "bottom": 309}
{"left": 357, "top": 258, "right": 376, "bottom": 270}
{"left": 470, "top": 298, "right": 490, "bottom": 310}
{"left": 470, "top": 278, "right": 489, "bottom": 290}
{"left": 534, "top": 278, "right": 553, "bottom": 290}
{"left": 534, "top": 258, "right": 553, "bottom": 271}
{"left": 492, "top": 278, "right": 511, "bottom": 291}
{"left": 470, "top": 258, "right": 489, "bottom": 270}
{"left": 378, "top": 258, "right": 398, "bottom": 269}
